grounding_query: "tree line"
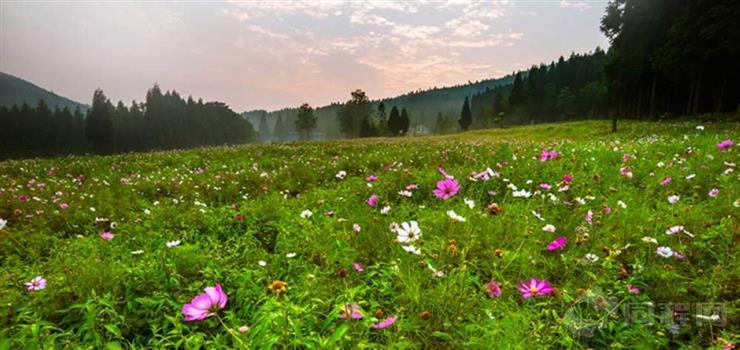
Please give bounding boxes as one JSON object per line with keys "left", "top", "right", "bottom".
{"left": 0, "top": 85, "right": 256, "bottom": 159}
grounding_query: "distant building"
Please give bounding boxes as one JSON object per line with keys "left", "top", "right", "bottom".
{"left": 409, "top": 124, "right": 430, "bottom": 136}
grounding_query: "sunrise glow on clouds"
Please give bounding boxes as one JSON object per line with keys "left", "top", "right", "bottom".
{"left": 1, "top": 0, "right": 607, "bottom": 111}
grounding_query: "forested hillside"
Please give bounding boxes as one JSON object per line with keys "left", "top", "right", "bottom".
{"left": 0, "top": 72, "right": 88, "bottom": 111}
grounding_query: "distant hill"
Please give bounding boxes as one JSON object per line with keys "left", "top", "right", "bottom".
{"left": 243, "top": 73, "right": 516, "bottom": 140}
{"left": 0, "top": 72, "right": 89, "bottom": 111}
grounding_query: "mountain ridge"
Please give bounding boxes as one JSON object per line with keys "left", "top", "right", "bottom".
{"left": 0, "top": 71, "right": 89, "bottom": 111}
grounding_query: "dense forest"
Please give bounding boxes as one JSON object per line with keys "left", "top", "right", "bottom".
{"left": 0, "top": 86, "right": 256, "bottom": 159}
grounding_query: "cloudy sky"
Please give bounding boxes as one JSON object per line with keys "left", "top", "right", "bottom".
{"left": 1, "top": 1, "right": 608, "bottom": 112}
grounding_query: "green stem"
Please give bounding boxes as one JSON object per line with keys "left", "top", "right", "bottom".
{"left": 215, "top": 313, "right": 247, "bottom": 348}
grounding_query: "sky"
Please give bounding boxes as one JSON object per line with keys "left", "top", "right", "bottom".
{"left": 0, "top": 0, "right": 609, "bottom": 112}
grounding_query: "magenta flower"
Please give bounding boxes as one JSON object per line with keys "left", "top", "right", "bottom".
{"left": 485, "top": 281, "right": 501, "bottom": 298}
{"left": 367, "top": 194, "right": 378, "bottom": 206}
{"left": 340, "top": 304, "right": 364, "bottom": 320}
{"left": 518, "top": 278, "right": 555, "bottom": 299}
{"left": 352, "top": 262, "right": 364, "bottom": 273}
{"left": 60, "top": 203, "right": 69, "bottom": 209}
{"left": 100, "top": 231, "right": 115, "bottom": 240}
{"left": 25, "top": 276, "right": 47, "bottom": 291}
{"left": 539, "top": 148, "right": 558, "bottom": 162}
{"left": 603, "top": 206, "right": 612, "bottom": 215}
{"left": 627, "top": 284, "right": 640, "bottom": 294}
{"left": 366, "top": 175, "right": 378, "bottom": 182}
{"left": 660, "top": 176, "right": 672, "bottom": 185}
{"left": 561, "top": 174, "right": 573, "bottom": 183}
{"left": 372, "top": 316, "right": 397, "bottom": 329}
{"left": 18, "top": 195, "right": 30, "bottom": 202}
{"left": 432, "top": 178, "right": 460, "bottom": 200}
{"left": 546, "top": 236, "right": 567, "bottom": 251}
{"left": 717, "top": 139, "right": 734, "bottom": 150}
{"left": 182, "top": 283, "right": 228, "bottom": 322}
{"left": 708, "top": 188, "right": 719, "bottom": 197}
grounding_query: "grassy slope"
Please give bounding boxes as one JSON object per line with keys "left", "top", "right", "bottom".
{"left": 0, "top": 120, "right": 737, "bottom": 348}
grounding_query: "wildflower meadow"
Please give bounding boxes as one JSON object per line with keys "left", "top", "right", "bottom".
{"left": 0, "top": 120, "right": 737, "bottom": 348}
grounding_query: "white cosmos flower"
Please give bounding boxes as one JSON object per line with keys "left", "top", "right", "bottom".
{"left": 617, "top": 200, "right": 627, "bottom": 209}
{"left": 380, "top": 206, "right": 391, "bottom": 215}
{"left": 542, "top": 224, "right": 556, "bottom": 233}
{"left": 667, "top": 195, "right": 679, "bottom": 204}
{"left": 396, "top": 221, "right": 421, "bottom": 243}
{"left": 335, "top": 170, "right": 347, "bottom": 179}
{"left": 447, "top": 210, "right": 466, "bottom": 222}
{"left": 656, "top": 246, "right": 674, "bottom": 258}
{"left": 513, "top": 189, "right": 532, "bottom": 198}
{"left": 402, "top": 245, "right": 421, "bottom": 255}
{"left": 300, "top": 209, "right": 313, "bottom": 218}
{"left": 642, "top": 236, "right": 658, "bottom": 244}
{"left": 398, "top": 190, "right": 413, "bottom": 197}
{"left": 286, "top": 252, "right": 296, "bottom": 258}
{"left": 166, "top": 240, "right": 181, "bottom": 248}
{"left": 0, "top": 218, "right": 6, "bottom": 230}
{"left": 531, "top": 211, "right": 545, "bottom": 221}
{"left": 583, "top": 253, "right": 600, "bottom": 264}
{"left": 258, "top": 260, "right": 267, "bottom": 266}
{"left": 464, "top": 198, "right": 475, "bottom": 209}
{"left": 130, "top": 250, "right": 144, "bottom": 255}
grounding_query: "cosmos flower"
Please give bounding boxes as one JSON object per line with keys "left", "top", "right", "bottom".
{"left": 464, "top": 198, "right": 475, "bottom": 209}
{"left": 542, "top": 224, "right": 556, "bottom": 233}
{"left": 547, "top": 236, "right": 567, "bottom": 251}
{"left": 708, "top": 188, "right": 719, "bottom": 197}
{"left": 627, "top": 285, "right": 640, "bottom": 294}
{"left": 166, "top": 240, "right": 181, "bottom": 248}
{"left": 395, "top": 221, "right": 421, "bottom": 243}
{"left": 60, "top": 203, "right": 69, "bottom": 209}
{"left": 352, "top": 263, "right": 364, "bottom": 272}
{"left": 539, "top": 148, "right": 558, "bottom": 161}
{"left": 267, "top": 280, "right": 288, "bottom": 295}
{"left": 447, "top": 210, "right": 466, "bottom": 222}
{"left": 25, "top": 276, "right": 47, "bottom": 291}
{"left": 368, "top": 194, "right": 378, "bottom": 206}
{"left": 335, "top": 170, "right": 347, "bottom": 179}
{"left": 182, "top": 283, "right": 227, "bottom": 322}
{"left": 300, "top": 209, "right": 313, "bottom": 218}
{"left": 656, "top": 246, "right": 674, "bottom": 258}
{"left": 100, "top": 231, "right": 115, "bottom": 240}
{"left": 380, "top": 206, "right": 391, "bottom": 215}
{"left": 433, "top": 178, "right": 460, "bottom": 200}
{"left": 716, "top": 139, "right": 734, "bottom": 150}
{"left": 402, "top": 245, "right": 421, "bottom": 255}
{"left": 372, "top": 316, "right": 397, "bottom": 329}
{"left": 352, "top": 223, "right": 362, "bottom": 233}
{"left": 660, "top": 176, "right": 672, "bottom": 186}
{"left": 583, "top": 253, "right": 599, "bottom": 264}
{"left": 485, "top": 281, "right": 501, "bottom": 298}
{"left": 667, "top": 195, "right": 679, "bottom": 204}
{"left": 285, "top": 252, "right": 296, "bottom": 258}
{"left": 518, "top": 278, "right": 555, "bottom": 299}
{"left": 603, "top": 206, "right": 612, "bottom": 215}
{"left": 585, "top": 210, "right": 593, "bottom": 226}
{"left": 0, "top": 218, "right": 6, "bottom": 230}
{"left": 539, "top": 183, "right": 552, "bottom": 190}
{"left": 561, "top": 174, "right": 573, "bottom": 183}
{"left": 340, "top": 304, "right": 363, "bottom": 320}
{"left": 366, "top": 175, "right": 377, "bottom": 182}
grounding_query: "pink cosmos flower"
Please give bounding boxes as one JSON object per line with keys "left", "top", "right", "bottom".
{"left": 100, "top": 231, "right": 115, "bottom": 240}
{"left": 25, "top": 276, "right": 47, "bottom": 291}
{"left": 717, "top": 139, "right": 734, "bottom": 150}
{"left": 547, "top": 236, "right": 567, "bottom": 251}
{"left": 709, "top": 188, "right": 719, "bottom": 197}
{"left": 660, "top": 176, "right": 672, "bottom": 185}
{"left": 405, "top": 183, "right": 419, "bottom": 190}
{"left": 561, "top": 174, "right": 573, "bottom": 183}
{"left": 485, "top": 281, "right": 501, "bottom": 298}
{"left": 627, "top": 284, "right": 640, "bottom": 294}
{"left": 372, "top": 316, "right": 397, "bottom": 329}
{"left": 352, "top": 223, "right": 362, "bottom": 233}
{"left": 437, "top": 167, "right": 455, "bottom": 179}
{"left": 518, "top": 278, "right": 555, "bottom": 299}
{"left": 182, "top": 283, "right": 228, "bottom": 322}
{"left": 352, "top": 263, "right": 364, "bottom": 273}
{"left": 539, "top": 183, "right": 552, "bottom": 190}
{"left": 18, "top": 195, "right": 30, "bottom": 202}
{"left": 585, "top": 210, "right": 593, "bottom": 226}
{"left": 367, "top": 194, "right": 378, "bottom": 206}
{"left": 366, "top": 175, "right": 377, "bottom": 182}
{"left": 60, "top": 203, "right": 69, "bottom": 209}
{"left": 539, "top": 148, "right": 558, "bottom": 162}
{"left": 340, "top": 304, "right": 363, "bottom": 320}
{"left": 603, "top": 206, "right": 612, "bottom": 215}
{"left": 432, "top": 178, "right": 460, "bottom": 200}
{"left": 234, "top": 213, "right": 245, "bottom": 221}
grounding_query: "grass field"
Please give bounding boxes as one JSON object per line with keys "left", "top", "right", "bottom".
{"left": 0, "top": 120, "right": 738, "bottom": 349}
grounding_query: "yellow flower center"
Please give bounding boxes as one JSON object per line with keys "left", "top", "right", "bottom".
{"left": 530, "top": 287, "right": 539, "bottom": 294}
